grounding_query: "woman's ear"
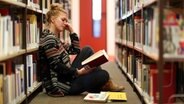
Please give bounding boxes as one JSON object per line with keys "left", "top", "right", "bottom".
{"left": 51, "top": 17, "right": 55, "bottom": 23}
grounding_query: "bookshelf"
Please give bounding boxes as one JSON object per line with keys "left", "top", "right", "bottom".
{"left": 115, "top": 0, "right": 184, "bottom": 104}
{"left": 0, "top": 0, "right": 71, "bottom": 104}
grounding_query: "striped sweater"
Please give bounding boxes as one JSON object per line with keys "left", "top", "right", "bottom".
{"left": 39, "top": 29, "right": 80, "bottom": 94}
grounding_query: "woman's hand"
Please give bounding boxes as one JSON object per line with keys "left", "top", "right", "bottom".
{"left": 64, "top": 22, "right": 74, "bottom": 33}
{"left": 77, "top": 65, "right": 95, "bottom": 76}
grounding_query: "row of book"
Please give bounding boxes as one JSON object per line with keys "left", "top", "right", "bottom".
{"left": 0, "top": 0, "right": 66, "bottom": 15}
{"left": 116, "top": 0, "right": 156, "bottom": 19}
{"left": 116, "top": 5, "right": 184, "bottom": 58}
{"left": 0, "top": 11, "right": 22, "bottom": 55}
{"left": 6, "top": 0, "right": 50, "bottom": 11}
{"left": 0, "top": 1, "right": 72, "bottom": 104}
{"left": 26, "top": 14, "right": 40, "bottom": 49}
{"left": 42, "top": 0, "right": 71, "bottom": 16}
{"left": 115, "top": 46, "right": 176, "bottom": 103}
{"left": 115, "top": 0, "right": 184, "bottom": 103}
{"left": 0, "top": 54, "right": 38, "bottom": 104}
{"left": 0, "top": 10, "right": 40, "bottom": 56}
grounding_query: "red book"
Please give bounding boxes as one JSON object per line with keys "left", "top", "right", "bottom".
{"left": 0, "top": 9, "right": 9, "bottom": 16}
{"left": 81, "top": 49, "right": 109, "bottom": 68}
{"left": 6, "top": 61, "right": 12, "bottom": 75}
{"left": 149, "top": 64, "right": 176, "bottom": 103}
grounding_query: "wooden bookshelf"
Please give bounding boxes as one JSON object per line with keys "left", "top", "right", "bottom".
{"left": 0, "top": 50, "right": 26, "bottom": 62}
{"left": 27, "top": 47, "right": 39, "bottom": 54}
{"left": 0, "top": 0, "right": 72, "bottom": 104}
{"left": 115, "top": 0, "right": 184, "bottom": 104}
{"left": 0, "top": 0, "right": 26, "bottom": 7}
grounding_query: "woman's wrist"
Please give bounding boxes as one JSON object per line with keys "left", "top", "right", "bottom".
{"left": 76, "top": 68, "right": 86, "bottom": 76}
{"left": 76, "top": 69, "right": 82, "bottom": 76}
{"left": 69, "top": 29, "right": 74, "bottom": 34}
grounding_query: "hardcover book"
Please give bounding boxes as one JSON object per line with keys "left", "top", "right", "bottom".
{"left": 149, "top": 64, "right": 176, "bottom": 103}
{"left": 81, "top": 49, "right": 109, "bottom": 68}
{"left": 0, "top": 63, "right": 6, "bottom": 104}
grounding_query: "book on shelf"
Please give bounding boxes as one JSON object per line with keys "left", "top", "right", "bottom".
{"left": 81, "top": 49, "right": 109, "bottom": 68}
{"left": 26, "top": 54, "right": 34, "bottom": 92}
{"left": 84, "top": 91, "right": 127, "bottom": 103}
{"left": 0, "top": 63, "right": 6, "bottom": 104}
{"left": 162, "top": 8, "right": 184, "bottom": 57}
{"left": 176, "top": 62, "right": 184, "bottom": 95}
{"left": 0, "top": 74, "right": 3, "bottom": 104}
{"left": 149, "top": 63, "right": 176, "bottom": 103}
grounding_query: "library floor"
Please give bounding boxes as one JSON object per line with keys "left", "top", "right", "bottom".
{"left": 30, "top": 61, "right": 142, "bottom": 104}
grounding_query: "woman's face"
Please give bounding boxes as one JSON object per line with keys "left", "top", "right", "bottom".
{"left": 52, "top": 12, "right": 68, "bottom": 32}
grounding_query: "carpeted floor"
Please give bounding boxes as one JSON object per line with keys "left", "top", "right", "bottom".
{"left": 29, "top": 61, "right": 142, "bottom": 104}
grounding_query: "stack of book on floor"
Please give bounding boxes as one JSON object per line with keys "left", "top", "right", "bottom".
{"left": 83, "top": 91, "right": 127, "bottom": 103}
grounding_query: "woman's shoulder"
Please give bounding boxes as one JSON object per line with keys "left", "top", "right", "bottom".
{"left": 41, "top": 29, "right": 56, "bottom": 39}
{"left": 39, "top": 30, "right": 57, "bottom": 45}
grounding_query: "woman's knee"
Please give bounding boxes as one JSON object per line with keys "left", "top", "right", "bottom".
{"left": 96, "top": 70, "right": 109, "bottom": 81}
{"left": 101, "top": 70, "right": 110, "bottom": 80}
{"left": 81, "top": 46, "right": 94, "bottom": 54}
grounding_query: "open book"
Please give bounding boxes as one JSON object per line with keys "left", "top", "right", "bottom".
{"left": 83, "top": 92, "right": 109, "bottom": 103}
{"left": 81, "top": 49, "right": 109, "bottom": 68}
{"left": 84, "top": 91, "right": 127, "bottom": 103}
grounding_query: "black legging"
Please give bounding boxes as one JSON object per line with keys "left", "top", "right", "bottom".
{"left": 69, "top": 46, "right": 110, "bottom": 95}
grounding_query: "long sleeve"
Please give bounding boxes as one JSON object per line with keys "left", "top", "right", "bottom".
{"left": 39, "top": 29, "right": 81, "bottom": 94}
{"left": 64, "top": 33, "right": 80, "bottom": 54}
{"left": 39, "top": 31, "right": 78, "bottom": 79}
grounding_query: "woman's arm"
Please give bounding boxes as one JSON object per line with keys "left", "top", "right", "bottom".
{"left": 68, "top": 33, "right": 80, "bottom": 54}
{"left": 63, "top": 23, "right": 80, "bottom": 54}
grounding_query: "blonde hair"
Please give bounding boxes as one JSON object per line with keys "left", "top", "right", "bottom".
{"left": 46, "top": 3, "right": 67, "bottom": 26}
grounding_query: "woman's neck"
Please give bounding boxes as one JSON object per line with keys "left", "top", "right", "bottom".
{"left": 48, "top": 25, "right": 58, "bottom": 35}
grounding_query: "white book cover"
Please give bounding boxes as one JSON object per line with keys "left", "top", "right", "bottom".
{"left": 0, "top": 15, "right": 2, "bottom": 55}
{"left": 26, "top": 55, "right": 34, "bottom": 92}
{"left": 84, "top": 92, "right": 109, "bottom": 103}
{"left": 19, "top": 64, "right": 25, "bottom": 98}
